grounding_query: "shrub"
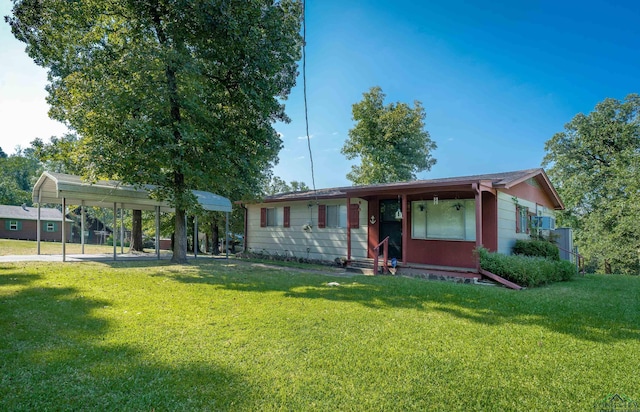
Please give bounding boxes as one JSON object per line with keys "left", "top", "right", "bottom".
{"left": 477, "top": 248, "right": 576, "bottom": 288}
{"left": 513, "top": 239, "right": 560, "bottom": 261}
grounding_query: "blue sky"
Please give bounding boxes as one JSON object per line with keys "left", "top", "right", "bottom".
{"left": 1, "top": 0, "right": 639, "bottom": 189}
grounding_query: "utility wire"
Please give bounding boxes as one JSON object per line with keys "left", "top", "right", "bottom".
{"left": 302, "top": 0, "right": 317, "bottom": 195}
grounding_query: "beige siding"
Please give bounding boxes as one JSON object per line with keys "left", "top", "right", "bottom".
{"left": 497, "top": 191, "right": 556, "bottom": 254}
{"left": 247, "top": 198, "right": 368, "bottom": 261}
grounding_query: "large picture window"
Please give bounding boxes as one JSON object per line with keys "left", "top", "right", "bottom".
{"left": 411, "top": 199, "right": 476, "bottom": 241}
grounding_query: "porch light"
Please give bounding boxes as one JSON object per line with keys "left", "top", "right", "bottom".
{"left": 433, "top": 195, "right": 438, "bottom": 205}
{"left": 395, "top": 208, "right": 403, "bottom": 220}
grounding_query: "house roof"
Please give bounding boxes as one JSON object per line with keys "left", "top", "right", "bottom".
{"left": 259, "top": 168, "right": 564, "bottom": 209}
{"left": 32, "top": 172, "right": 232, "bottom": 213}
{"left": 0, "top": 204, "right": 71, "bottom": 222}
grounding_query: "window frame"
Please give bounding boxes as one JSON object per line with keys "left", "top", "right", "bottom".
{"left": 411, "top": 199, "right": 476, "bottom": 241}
{"left": 265, "top": 207, "right": 277, "bottom": 227}
{"left": 325, "top": 204, "right": 347, "bottom": 228}
{"left": 46, "top": 222, "right": 56, "bottom": 232}
{"left": 9, "top": 220, "right": 18, "bottom": 231}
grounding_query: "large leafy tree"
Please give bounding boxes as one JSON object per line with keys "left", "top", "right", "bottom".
{"left": 341, "top": 86, "right": 437, "bottom": 185}
{"left": 543, "top": 94, "right": 640, "bottom": 274}
{"left": 7, "top": 0, "right": 302, "bottom": 263}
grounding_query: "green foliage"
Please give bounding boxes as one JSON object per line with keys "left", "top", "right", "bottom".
{"left": 341, "top": 86, "right": 437, "bottom": 184}
{"left": 478, "top": 248, "right": 576, "bottom": 287}
{"left": 7, "top": 0, "right": 303, "bottom": 263}
{"left": 513, "top": 239, "right": 560, "bottom": 261}
{"left": 1, "top": 261, "right": 638, "bottom": 410}
{"left": 0, "top": 147, "right": 42, "bottom": 205}
{"left": 263, "top": 176, "right": 310, "bottom": 196}
{"left": 543, "top": 94, "right": 640, "bottom": 274}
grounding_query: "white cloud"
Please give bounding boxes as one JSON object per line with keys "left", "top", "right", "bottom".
{"left": 297, "top": 134, "right": 314, "bottom": 140}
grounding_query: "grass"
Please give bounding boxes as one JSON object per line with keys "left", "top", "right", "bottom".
{"left": 0, "top": 259, "right": 638, "bottom": 410}
{"left": 0, "top": 239, "right": 129, "bottom": 256}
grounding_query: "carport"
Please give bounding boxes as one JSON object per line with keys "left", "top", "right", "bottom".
{"left": 32, "top": 172, "right": 232, "bottom": 261}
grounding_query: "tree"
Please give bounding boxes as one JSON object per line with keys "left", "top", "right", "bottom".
{"left": 7, "top": 0, "right": 303, "bottom": 263}
{"left": 341, "top": 86, "right": 436, "bottom": 185}
{"left": 0, "top": 147, "right": 42, "bottom": 206}
{"left": 542, "top": 94, "right": 640, "bottom": 274}
{"left": 263, "top": 175, "right": 310, "bottom": 195}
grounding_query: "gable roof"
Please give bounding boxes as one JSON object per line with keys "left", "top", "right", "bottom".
{"left": 32, "top": 172, "right": 232, "bottom": 213}
{"left": 259, "top": 168, "right": 564, "bottom": 209}
{"left": 0, "top": 204, "right": 71, "bottom": 222}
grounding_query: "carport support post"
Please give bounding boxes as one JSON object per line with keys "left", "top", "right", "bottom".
{"left": 81, "top": 201, "right": 85, "bottom": 254}
{"left": 155, "top": 206, "right": 160, "bottom": 259}
{"left": 194, "top": 215, "right": 198, "bottom": 259}
{"left": 225, "top": 212, "right": 229, "bottom": 260}
{"left": 113, "top": 203, "right": 117, "bottom": 261}
{"left": 62, "top": 197, "right": 66, "bottom": 262}
{"left": 37, "top": 203, "right": 41, "bottom": 255}
{"left": 120, "top": 206, "right": 124, "bottom": 254}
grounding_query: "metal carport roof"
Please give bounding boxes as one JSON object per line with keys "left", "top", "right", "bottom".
{"left": 32, "top": 172, "right": 232, "bottom": 213}
{"left": 31, "top": 171, "right": 232, "bottom": 262}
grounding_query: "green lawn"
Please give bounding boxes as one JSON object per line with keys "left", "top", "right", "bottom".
{"left": 0, "top": 239, "right": 126, "bottom": 256}
{"left": 1, "top": 259, "right": 638, "bottom": 410}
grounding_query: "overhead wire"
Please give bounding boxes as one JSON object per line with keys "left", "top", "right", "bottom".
{"left": 302, "top": 0, "right": 317, "bottom": 196}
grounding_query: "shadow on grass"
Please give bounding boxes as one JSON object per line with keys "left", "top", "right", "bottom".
{"left": 165, "top": 260, "right": 640, "bottom": 344}
{"left": 0, "top": 270, "right": 252, "bottom": 410}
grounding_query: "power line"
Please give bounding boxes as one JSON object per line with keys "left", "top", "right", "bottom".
{"left": 302, "top": 0, "right": 316, "bottom": 194}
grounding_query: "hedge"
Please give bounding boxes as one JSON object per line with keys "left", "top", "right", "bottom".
{"left": 478, "top": 247, "right": 576, "bottom": 288}
{"left": 512, "top": 239, "right": 560, "bottom": 261}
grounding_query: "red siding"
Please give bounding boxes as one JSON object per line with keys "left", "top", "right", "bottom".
{"left": 482, "top": 192, "right": 498, "bottom": 251}
{"left": 504, "top": 180, "right": 557, "bottom": 209}
{"left": 405, "top": 239, "right": 477, "bottom": 268}
{"left": 0, "top": 219, "right": 72, "bottom": 242}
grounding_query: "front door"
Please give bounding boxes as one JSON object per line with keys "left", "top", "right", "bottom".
{"left": 379, "top": 199, "right": 402, "bottom": 259}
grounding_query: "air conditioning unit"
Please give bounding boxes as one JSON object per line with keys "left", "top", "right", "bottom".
{"left": 531, "top": 216, "right": 555, "bottom": 230}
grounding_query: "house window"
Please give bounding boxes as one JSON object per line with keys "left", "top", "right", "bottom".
{"left": 411, "top": 199, "right": 476, "bottom": 241}
{"left": 9, "top": 221, "right": 18, "bottom": 231}
{"left": 326, "top": 205, "right": 347, "bottom": 228}
{"left": 266, "top": 208, "right": 277, "bottom": 227}
{"left": 46, "top": 222, "right": 56, "bottom": 232}
{"left": 516, "top": 206, "right": 528, "bottom": 234}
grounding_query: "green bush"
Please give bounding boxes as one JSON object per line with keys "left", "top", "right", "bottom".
{"left": 512, "top": 239, "right": 560, "bottom": 261}
{"left": 478, "top": 248, "right": 576, "bottom": 288}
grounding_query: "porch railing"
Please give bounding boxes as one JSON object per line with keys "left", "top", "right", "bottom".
{"left": 557, "top": 245, "right": 585, "bottom": 275}
{"left": 373, "top": 236, "right": 390, "bottom": 274}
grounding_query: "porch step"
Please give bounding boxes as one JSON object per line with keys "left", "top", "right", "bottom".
{"left": 346, "top": 259, "right": 479, "bottom": 284}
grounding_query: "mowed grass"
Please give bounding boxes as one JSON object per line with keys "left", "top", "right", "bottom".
{"left": 0, "top": 260, "right": 638, "bottom": 411}
{"left": 0, "top": 239, "right": 126, "bottom": 256}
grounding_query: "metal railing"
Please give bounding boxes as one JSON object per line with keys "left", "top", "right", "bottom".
{"left": 373, "top": 236, "right": 390, "bottom": 275}
{"left": 557, "top": 245, "right": 585, "bottom": 274}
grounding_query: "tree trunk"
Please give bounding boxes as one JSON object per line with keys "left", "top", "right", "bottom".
{"left": 212, "top": 222, "right": 219, "bottom": 255}
{"left": 130, "top": 209, "right": 143, "bottom": 251}
{"left": 172, "top": 207, "right": 188, "bottom": 263}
